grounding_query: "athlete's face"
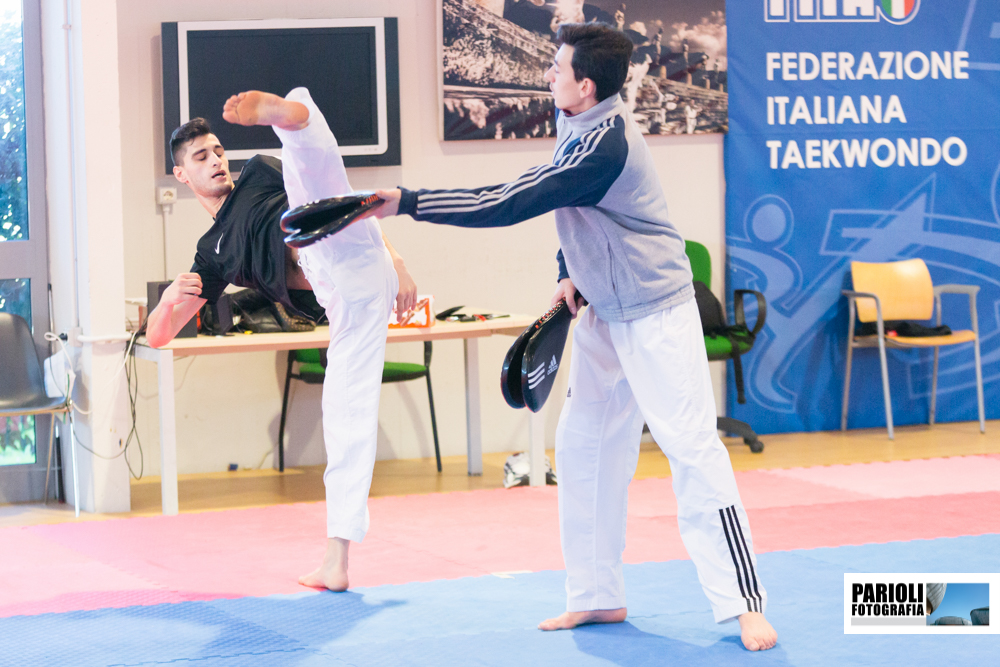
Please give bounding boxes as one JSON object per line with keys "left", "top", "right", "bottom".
{"left": 544, "top": 45, "right": 594, "bottom": 115}
{"left": 173, "top": 133, "right": 234, "bottom": 199}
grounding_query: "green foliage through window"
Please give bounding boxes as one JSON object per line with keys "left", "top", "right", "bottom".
{"left": 0, "top": 1, "right": 35, "bottom": 466}
{"left": 0, "top": 416, "right": 35, "bottom": 465}
{"left": 0, "top": 0, "right": 28, "bottom": 243}
{"left": 0, "top": 276, "right": 30, "bottom": 322}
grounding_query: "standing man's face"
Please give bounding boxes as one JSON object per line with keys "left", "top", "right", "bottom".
{"left": 173, "top": 133, "right": 234, "bottom": 199}
{"left": 544, "top": 45, "right": 595, "bottom": 116}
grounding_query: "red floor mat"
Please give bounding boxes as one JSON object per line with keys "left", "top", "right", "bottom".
{"left": 3, "top": 456, "right": 999, "bottom": 617}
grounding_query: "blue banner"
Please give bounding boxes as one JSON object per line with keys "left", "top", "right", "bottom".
{"left": 724, "top": 0, "right": 1000, "bottom": 433}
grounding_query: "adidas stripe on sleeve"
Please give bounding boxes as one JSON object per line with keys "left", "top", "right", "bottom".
{"left": 397, "top": 117, "right": 628, "bottom": 229}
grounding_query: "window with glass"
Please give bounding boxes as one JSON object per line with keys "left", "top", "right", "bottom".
{"left": 0, "top": 0, "right": 36, "bottom": 467}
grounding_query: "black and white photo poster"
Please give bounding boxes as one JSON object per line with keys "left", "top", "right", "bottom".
{"left": 442, "top": 0, "right": 727, "bottom": 140}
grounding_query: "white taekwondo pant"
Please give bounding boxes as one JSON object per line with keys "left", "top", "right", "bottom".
{"left": 556, "top": 298, "right": 766, "bottom": 623}
{"left": 274, "top": 87, "right": 398, "bottom": 543}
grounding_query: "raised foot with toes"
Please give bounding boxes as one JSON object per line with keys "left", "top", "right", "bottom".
{"left": 222, "top": 90, "right": 309, "bottom": 131}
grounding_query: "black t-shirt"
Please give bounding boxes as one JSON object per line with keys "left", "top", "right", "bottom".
{"left": 190, "top": 155, "right": 325, "bottom": 321}
{"left": 192, "top": 155, "right": 289, "bottom": 306}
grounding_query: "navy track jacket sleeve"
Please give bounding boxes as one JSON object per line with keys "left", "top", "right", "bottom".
{"left": 397, "top": 117, "right": 627, "bottom": 229}
{"left": 556, "top": 248, "right": 569, "bottom": 282}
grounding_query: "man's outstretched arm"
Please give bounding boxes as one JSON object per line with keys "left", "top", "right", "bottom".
{"left": 373, "top": 116, "right": 627, "bottom": 228}
{"left": 145, "top": 273, "right": 207, "bottom": 348}
{"left": 381, "top": 232, "right": 417, "bottom": 322}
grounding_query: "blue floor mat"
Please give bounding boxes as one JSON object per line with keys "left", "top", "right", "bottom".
{"left": 2, "top": 536, "right": 998, "bottom": 667}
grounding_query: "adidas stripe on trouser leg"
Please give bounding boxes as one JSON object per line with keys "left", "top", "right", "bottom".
{"left": 274, "top": 88, "right": 398, "bottom": 543}
{"left": 555, "top": 299, "right": 766, "bottom": 622}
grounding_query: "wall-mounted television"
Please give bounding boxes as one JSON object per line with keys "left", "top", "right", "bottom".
{"left": 162, "top": 18, "right": 400, "bottom": 174}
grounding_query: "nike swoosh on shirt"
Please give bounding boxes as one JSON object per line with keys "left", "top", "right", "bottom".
{"left": 215, "top": 233, "right": 224, "bottom": 254}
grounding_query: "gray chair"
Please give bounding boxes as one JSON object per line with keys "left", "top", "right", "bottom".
{"left": 0, "top": 313, "right": 75, "bottom": 506}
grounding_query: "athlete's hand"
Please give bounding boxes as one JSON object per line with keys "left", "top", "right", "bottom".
{"left": 552, "top": 278, "right": 586, "bottom": 318}
{"left": 393, "top": 259, "right": 418, "bottom": 323}
{"left": 161, "top": 273, "right": 203, "bottom": 307}
{"left": 373, "top": 188, "right": 401, "bottom": 219}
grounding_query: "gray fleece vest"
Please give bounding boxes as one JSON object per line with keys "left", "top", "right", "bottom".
{"left": 398, "top": 94, "right": 693, "bottom": 322}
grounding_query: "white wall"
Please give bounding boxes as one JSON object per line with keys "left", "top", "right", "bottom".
{"left": 115, "top": 0, "right": 726, "bottom": 476}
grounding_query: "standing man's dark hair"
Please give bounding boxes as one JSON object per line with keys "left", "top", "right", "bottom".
{"left": 170, "top": 117, "right": 213, "bottom": 167}
{"left": 555, "top": 23, "right": 633, "bottom": 102}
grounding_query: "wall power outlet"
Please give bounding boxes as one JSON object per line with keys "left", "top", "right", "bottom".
{"left": 157, "top": 187, "right": 178, "bottom": 205}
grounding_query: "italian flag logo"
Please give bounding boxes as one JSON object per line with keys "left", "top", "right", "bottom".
{"left": 881, "top": 0, "right": 918, "bottom": 21}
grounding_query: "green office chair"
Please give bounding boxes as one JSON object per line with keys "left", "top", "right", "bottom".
{"left": 278, "top": 342, "right": 442, "bottom": 472}
{"left": 685, "top": 240, "right": 767, "bottom": 453}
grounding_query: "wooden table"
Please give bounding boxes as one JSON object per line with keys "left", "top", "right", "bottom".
{"left": 134, "top": 315, "right": 535, "bottom": 515}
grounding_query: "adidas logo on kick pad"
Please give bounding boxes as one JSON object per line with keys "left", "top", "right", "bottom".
{"left": 528, "top": 363, "right": 546, "bottom": 390}
{"left": 528, "top": 355, "right": 560, "bottom": 390}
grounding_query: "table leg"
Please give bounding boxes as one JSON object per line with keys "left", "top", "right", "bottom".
{"left": 528, "top": 409, "right": 546, "bottom": 487}
{"left": 156, "top": 349, "right": 179, "bottom": 515}
{"left": 463, "top": 338, "right": 483, "bottom": 476}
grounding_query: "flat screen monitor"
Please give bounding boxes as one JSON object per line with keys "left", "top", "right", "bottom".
{"left": 162, "top": 18, "right": 400, "bottom": 174}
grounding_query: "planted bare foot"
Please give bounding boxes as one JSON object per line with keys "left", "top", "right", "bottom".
{"left": 298, "top": 537, "right": 349, "bottom": 591}
{"left": 222, "top": 91, "right": 309, "bottom": 131}
{"left": 738, "top": 611, "right": 777, "bottom": 651}
{"left": 538, "top": 608, "right": 627, "bottom": 631}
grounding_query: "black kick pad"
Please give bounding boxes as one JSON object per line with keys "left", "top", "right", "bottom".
{"left": 501, "top": 325, "right": 533, "bottom": 409}
{"left": 520, "top": 300, "right": 572, "bottom": 413}
{"left": 281, "top": 192, "right": 383, "bottom": 248}
{"left": 501, "top": 298, "right": 574, "bottom": 412}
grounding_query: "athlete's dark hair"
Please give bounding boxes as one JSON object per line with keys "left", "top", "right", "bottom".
{"left": 555, "top": 23, "right": 633, "bottom": 102}
{"left": 170, "top": 117, "right": 212, "bottom": 167}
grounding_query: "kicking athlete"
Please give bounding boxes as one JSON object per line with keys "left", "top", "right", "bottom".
{"left": 372, "top": 24, "right": 777, "bottom": 651}
{"left": 146, "top": 88, "right": 415, "bottom": 592}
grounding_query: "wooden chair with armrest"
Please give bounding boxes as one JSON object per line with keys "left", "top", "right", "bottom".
{"left": 841, "top": 258, "right": 985, "bottom": 439}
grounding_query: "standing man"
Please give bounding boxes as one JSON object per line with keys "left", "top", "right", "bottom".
{"left": 372, "top": 24, "right": 777, "bottom": 651}
{"left": 146, "top": 88, "right": 416, "bottom": 592}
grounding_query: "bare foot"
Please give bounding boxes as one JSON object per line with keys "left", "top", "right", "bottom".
{"left": 222, "top": 91, "right": 309, "bottom": 131}
{"left": 738, "top": 611, "right": 777, "bottom": 651}
{"left": 298, "top": 537, "right": 350, "bottom": 591}
{"left": 538, "top": 608, "right": 627, "bottom": 631}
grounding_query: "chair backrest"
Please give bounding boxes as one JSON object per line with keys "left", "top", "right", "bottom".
{"left": 295, "top": 348, "right": 322, "bottom": 364}
{"left": 296, "top": 342, "right": 433, "bottom": 369}
{"left": 684, "top": 240, "right": 712, "bottom": 287}
{"left": 0, "top": 313, "right": 47, "bottom": 408}
{"left": 850, "top": 259, "right": 933, "bottom": 323}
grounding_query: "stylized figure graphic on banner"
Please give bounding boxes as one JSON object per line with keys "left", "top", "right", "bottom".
{"left": 728, "top": 171, "right": 1000, "bottom": 418}
{"left": 955, "top": 0, "right": 1000, "bottom": 71}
